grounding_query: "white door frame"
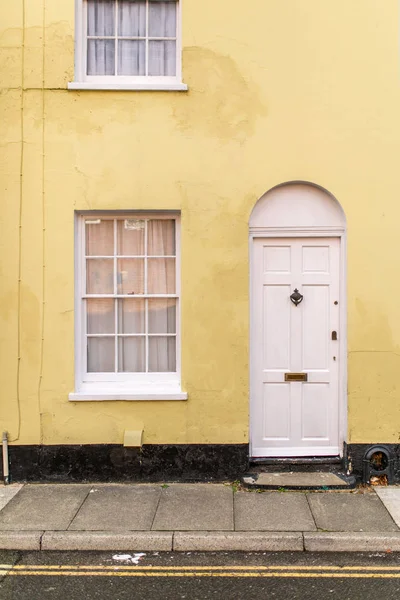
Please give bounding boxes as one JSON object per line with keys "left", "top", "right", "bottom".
{"left": 249, "top": 225, "right": 347, "bottom": 458}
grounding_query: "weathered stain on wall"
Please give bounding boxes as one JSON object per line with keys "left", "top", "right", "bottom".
{"left": 1, "top": 0, "right": 400, "bottom": 446}
{"left": 173, "top": 46, "right": 267, "bottom": 141}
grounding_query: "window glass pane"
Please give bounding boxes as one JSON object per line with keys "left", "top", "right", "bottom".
{"left": 118, "top": 40, "right": 146, "bottom": 75}
{"left": 87, "top": 299, "right": 115, "bottom": 333}
{"left": 147, "top": 220, "right": 175, "bottom": 255}
{"left": 87, "top": 39, "right": 115, "bottom": 75}
{"left": 148, "top": 2, "right": 176, "bottom": 37}
{"left": 148, "top": 40, "right": 176, "bottom": 76}
{"left": 117, "top": 259, "right": 145, "bottom": 294}
{"left": 117, "top": 220, "right": 145, "bottom": 255}
{"left": 149, "top": 337, "right": 176, "bottom": 372}
{"left": 86, "top": 220, "right": 114, "bottom": 256}
{"left": 118, "top": 337, "right": 145, "bottom": 372}
{"left": 88, "top": 337, "right": 115, "bottom": 372}
{"left": 148, "top": 258, "right": 175, "bottom": 293}
{"left": 87, "top": 0, "right": 115, "bottom": 36}
{"left": 86, "top": 259, "right": 114, "bottom": 294}
{"left": 118, "top": 299, "right": 145, "bottom": 333}
{"left": 118, "top": 0, "right": 146, "bottom": 36}
{"left": 148, "top": 299, "right": 176, "bottom": 333}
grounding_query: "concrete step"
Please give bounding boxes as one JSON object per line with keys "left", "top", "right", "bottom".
{"left": 242, "top": 471, "right": 356, "bottom": 491}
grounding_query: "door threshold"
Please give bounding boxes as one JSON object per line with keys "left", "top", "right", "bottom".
{"left": 250, "top": 456, "right": 342, "bottom": 466}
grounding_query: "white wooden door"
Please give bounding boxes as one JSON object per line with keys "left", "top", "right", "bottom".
{"left": 251, "top": 237, "right": 341, "bottom": 457}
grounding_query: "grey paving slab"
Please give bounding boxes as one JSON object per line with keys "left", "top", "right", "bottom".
{"left": 0, "top": 484, "right": 91, "bottom": 531}
{"left": 42, "top": 531, "right": 173, "bottom": 551}
{"left": 304, "top": 531, "right": 400, "bottom": 552}
{"left": 375, "top": 487, "right": 400, "bottom": 528}
{"left": 174, "top": 531, "right": 304, "bottom": 551}
{"left": 152, "top": 484, "right": 234, "bottom": 531}
{"left": 234, "top": 491, "right": 316, "bottom": 531}
{"left": 69, "top": 485, "right": 161, "bottom": 531}
{"left": 0, "top": 485, "right": 23, "bottom": 511}
{"left": 307, "top": 491, "right": 399, "bottom": 532}
{"left": 0, "top": 531, "right": 42, "bottom": 550}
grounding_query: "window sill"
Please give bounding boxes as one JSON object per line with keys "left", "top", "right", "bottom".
{"left": 67, "top": 82, "right": 188, "bottom": 92}
{"left": 69, "top": 390, "right": 188, "bottom": 401}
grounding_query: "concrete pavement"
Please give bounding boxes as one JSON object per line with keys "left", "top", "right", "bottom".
{"left": 0, "top": 482, "right": 400, "bottom": 552}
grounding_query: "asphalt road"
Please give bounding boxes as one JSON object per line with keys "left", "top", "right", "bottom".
{"left": 1, "top": 550, "right": 400, "bottom": 599}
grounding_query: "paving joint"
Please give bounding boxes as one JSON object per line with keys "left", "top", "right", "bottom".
{"left": 305, "top": 492, "right": 318, "bottom": 531}
{"left": 149, "top": 486, "right": 163, "bottom": 532}
{"left": 65, "top": 486, "right": 92, "bottom": 531}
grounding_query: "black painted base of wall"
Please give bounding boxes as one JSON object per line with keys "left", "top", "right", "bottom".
{"left": 1, "top": 444, "right": 249, "bottom": 483}
{"left": 4, "top": 442, "right": 400, "bottom": 484}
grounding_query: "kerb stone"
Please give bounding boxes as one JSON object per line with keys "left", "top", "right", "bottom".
{"left": 304, "top": 532, "right": 400, "bottom": 552}
{"left": 174, "top": 531, "right": 304, "bottom": 551}
{"left": 42, "top": 531, "right": 173, "bottom": 551}
{"left": 0, "top": 531, "right": 42, "bottom": 551}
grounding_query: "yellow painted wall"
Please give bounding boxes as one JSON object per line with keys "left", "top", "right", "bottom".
{"left": 1, "top": 0, "right": 400, "bottom": 446}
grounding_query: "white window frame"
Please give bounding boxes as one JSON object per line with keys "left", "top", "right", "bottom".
{"left": 69, "top": 211, "right": 187, "bottom": 401}
{"left": 68, "top": 0, "right": 188, "bottom": 91}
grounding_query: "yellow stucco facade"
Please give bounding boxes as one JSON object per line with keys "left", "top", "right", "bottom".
{"left": 1, "top": 0, "right": 400, "bottom": 449}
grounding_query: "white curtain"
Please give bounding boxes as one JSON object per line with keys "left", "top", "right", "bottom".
{"left": 87, "top": 0, "right": 177, "bottom": 77}
{"left": 86, "top": 219, "right": 176, "bottom": 373}
{"left": 148, "top": 1, "right": 176, "bottom": 76}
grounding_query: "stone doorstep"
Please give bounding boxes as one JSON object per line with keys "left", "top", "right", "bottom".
{"left": 242, "top": 472, "right": 356, "bottom": 490}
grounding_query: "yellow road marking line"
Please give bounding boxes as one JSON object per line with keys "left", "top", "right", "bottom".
{"left": 8, "top": 564, "right": 400, "bottom": 572}
{"left": 8, "top": 571, "right": 400, "bottom": 579}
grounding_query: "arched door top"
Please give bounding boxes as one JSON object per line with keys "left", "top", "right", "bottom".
{"left": 249, "top": 182, "right": 346, "bottom": 232}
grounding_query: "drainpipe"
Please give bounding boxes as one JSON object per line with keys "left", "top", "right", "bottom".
{"left": 2, "top": 432, "right": 9, "bottom": 485}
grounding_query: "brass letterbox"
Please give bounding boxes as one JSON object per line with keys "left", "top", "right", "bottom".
{"left": 284, "top": 373, "right": 308, "bottom": 382}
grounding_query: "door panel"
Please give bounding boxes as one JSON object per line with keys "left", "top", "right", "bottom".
{"left": 263, "top": 285, "right": 291, "bottom": 370}
{"left": 251, "top": 237, "right": 340, "bottom": 457}
{"left": 263, "top": 383, "right": 291, "bottom": 440}
{"left": 301, "top": 383, "right": 329, "bottom": 440}
{"left": 302, "top": 285, "right": 329, "bottom": 370}
{"left": 264, "top": 245, "right": 291, "bottom": 272}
